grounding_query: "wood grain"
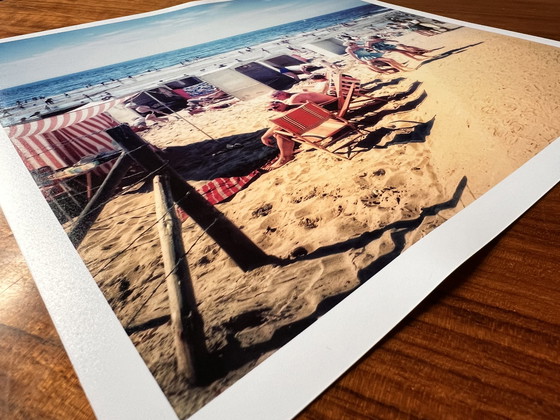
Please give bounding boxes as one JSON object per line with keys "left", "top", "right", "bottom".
{"left": 1, "top": 1, "right": 559, "bottom": 419}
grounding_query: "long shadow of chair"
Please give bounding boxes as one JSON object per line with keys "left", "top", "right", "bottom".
{"left": 327, "top": 69, "right": 389, "bottom": 117}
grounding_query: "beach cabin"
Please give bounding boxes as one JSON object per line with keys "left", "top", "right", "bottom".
{"left": 234, "top": 62, "right": 296, "bottom": 91}
{"left": 304, "top": 38, "right": 347, "bottom": 57}
{"left": 200, "top": 60, "right": 297, "bottom": 101}
{"left": 201, "top": 69, "right": 273, "bottom": 101}
{"left": 263, "top": 54, "right": 309, "bottom": 71}
{"left": 8, "top": 100, "right": 123, "bottom": 221}
{"left": 126, "top": 79, "right": 233, "bottom": 117}
{"left": 165, "top": 77, "right": 205, "bottom": 99}
{"left": 126, "top": 87, "right": 189, "bottom": 116}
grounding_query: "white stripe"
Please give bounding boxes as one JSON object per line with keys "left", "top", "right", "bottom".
{"left": 7, "top": 99, "right": 124, "bottom": 137}
{"left": 24, "top": 136, "right": 64, "bottom": 170}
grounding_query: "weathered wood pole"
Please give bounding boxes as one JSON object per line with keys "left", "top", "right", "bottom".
{"left": 68, "top": 153, "right": 133, "bottom": 246}
{"left": 107, "top": 124, "right": 274, "bottom": 271}
{"left": 153, "top": 174, "right": 209, "bottom": 383}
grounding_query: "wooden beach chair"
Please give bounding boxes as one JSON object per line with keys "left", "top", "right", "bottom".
{"left": 270, "top": 102, "right": 363, "bottom": 159}
{"left": 327, "top": 70, "right": 387, "bottom": 116}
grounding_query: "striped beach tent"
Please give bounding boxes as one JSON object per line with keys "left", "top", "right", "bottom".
{"left": 7, "top": 99, "right": 123, "bottom": 173}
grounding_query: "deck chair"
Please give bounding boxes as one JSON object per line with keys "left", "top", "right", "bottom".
{"left": 328, "top": 70, "right": 387, "bottom": 116}
{"left": 270, "top": 102, "right": 363, "bottom": 159}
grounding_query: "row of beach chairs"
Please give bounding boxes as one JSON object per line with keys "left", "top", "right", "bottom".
{"left": 269, "top": 69, "right": 384, "bottom": 159}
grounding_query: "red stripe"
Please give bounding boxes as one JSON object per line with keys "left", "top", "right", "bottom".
{"left": 50, "top": 131, "right": 83, "bottom": 164}
{"left": 60, "top": 127, "right": 100, "bottom": 156}
{"left": 179, "top": 170, "right": 261, "bottom": 222}
{"left": 17, "top": 137, "right": 50, "bottom": 169}
{"left": 12, "top": 145, "right": 35, "bottom": 171}
{"left": 34, "top": 134, "right": 68, "bottom": 169}
{"left": 221, "top": 179, "right": 240, "bottom": 196}
{"left": 24, "top": 135, "right": 69, "bottom": 169}
{"left": 7, "top": 98, "right": 124, "bottom": 137}
{"left": 12, "top": 138, "right": 40, "bottom": 169}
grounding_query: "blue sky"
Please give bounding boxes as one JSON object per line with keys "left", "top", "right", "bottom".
{"left": 0, "top": 0, "right": 368, "bottom": 88}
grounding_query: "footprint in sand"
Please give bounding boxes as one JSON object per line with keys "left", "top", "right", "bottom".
{"left": 360, "top": 195, "right": 381, "bottom": 207}
{"left": 299, "top": 217, "right": 319, "bottom": 229}
{"left": 353, "top": 172, "right": 370, "bottom": 189}
{"left": 252, "top": 203, "right": 272, "bottom": 217}
{"left": 292, "top": 187, "right": 318, "bottom": 204}
{"left": 360, "top": 186, "right": 403, "bottom": 209}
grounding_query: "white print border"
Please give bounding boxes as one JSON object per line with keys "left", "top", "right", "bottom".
{"left": 0, "top": 1, "right": 559, "bottom": 419}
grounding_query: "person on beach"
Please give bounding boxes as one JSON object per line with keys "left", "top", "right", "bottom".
{"left": 134, "top": 105, "right": 169, "bottom": 123}
{"left": 260, "top": 127, "right": 296, "bottom": 169}
{"left": 128, "top": 105, "right": 168, "bottom": 131}
{"left": 269, "top": 90, "right": 336, "bottom": 110}
{"left": 344, "top": 41, "right": 414, "bottom": 74}
{"left": 389, "top": 16, "right": 448, "bottom": 36}
{"left": 365, "top": 35, "right": 434, "bottom": 60}
{"left": 408, "top": 19, "right": 448, "bottom": 36}
{"left": 272, "top": 63, "right": 322, "bottom": 82}
{"left": 261, "top": 91, "right": 337, "bottom": 168}
{"left": 275, "top": 66, "right": 301, "bottom": 81}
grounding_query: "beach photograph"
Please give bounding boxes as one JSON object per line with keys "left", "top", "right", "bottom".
{"left": 1, "top": 0, "right": 560, "bottom": 417}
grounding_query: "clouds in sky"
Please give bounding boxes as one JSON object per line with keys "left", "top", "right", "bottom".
{"left": 0, "top": 0, "right": 368, "bottom": 87}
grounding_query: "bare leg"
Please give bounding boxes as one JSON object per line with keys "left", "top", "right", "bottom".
{"left": 391, "top": 49, "right": 429, "bottom": 60}
{"left": 397, "top": 44, "right": 436, "bottom": 54}
{"left": 271, "top": 134, "right": 295, "bottom": 167}
{"left": 365, "top": 62, "right": 398, "bottom": 74}
{"left": 145, "top": 113, "right": 168, "bottom": 124}
{"left": 376, "top": 58, "right": 415, "bottom": 72}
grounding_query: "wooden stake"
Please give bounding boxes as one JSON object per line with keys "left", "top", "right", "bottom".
{"left": 68, "top": 153, "right": 132, "bottom": 247}
{"left": 153, "top": 174, "right": 209, "bottom": 383}
{"left": 107, "top": 125, "right": 274, "bottom": 271}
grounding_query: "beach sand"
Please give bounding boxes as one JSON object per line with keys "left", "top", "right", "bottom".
{"left": 76, "top": 25, "right": 560, "bottom": 418}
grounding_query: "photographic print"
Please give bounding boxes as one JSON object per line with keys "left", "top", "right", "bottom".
{"left": 1, "top": 0, "right": 559, "bottom": 418}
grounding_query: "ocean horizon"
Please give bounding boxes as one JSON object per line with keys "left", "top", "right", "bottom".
{"left": 0, "top": 4, "right": 386, "bottom": 109}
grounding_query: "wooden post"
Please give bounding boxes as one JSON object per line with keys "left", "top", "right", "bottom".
{"left": 106, "top": 124, "right": 274, "bottom": 271}
{"left": 153, "top": 175, "right": 209, "bottom": 383}
{"left": 68, "top": 153, "right": 133, "bottom": 247}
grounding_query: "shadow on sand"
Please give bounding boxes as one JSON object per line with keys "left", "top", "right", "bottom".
{"left": 356, "top": 115, "right": 435, "bottom": 150}
{"left": 417, "top": 42, "right": 484, "bottom": 67}
{"left": 129, "top": 79, "right": 426, "bottom": 189}
{"left": 361, "top": 76, "right": 408, "bottom": 91}
{"left": 347, "top": 80, "right": 425, "bottom": 120}
{"left": 162, "top": 129, "right": 277, "bottom": 181}
{"left": 200, "top": 176, "right": 468, "bottom": 382}
{"left": 357, "top": 88, "right": 428, "bottom": 127}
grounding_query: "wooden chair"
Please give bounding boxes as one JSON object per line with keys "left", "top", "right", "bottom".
{"left": 328, "top": 70, "right": 387, "bottom": 116}
{"left": 270, "top": 102, "right": 363, "bottom": 159}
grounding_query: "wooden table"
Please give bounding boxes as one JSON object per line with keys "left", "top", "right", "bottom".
{"left": 1, "top": 1, "right": 558, "bottom": 419}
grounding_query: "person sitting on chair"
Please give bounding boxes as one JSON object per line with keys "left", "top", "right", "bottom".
{"left": 270, "top": 90, "right": 336, "bottom": 106}
{"left": 344, "top": 41, "right": 414, "bottom": 74}
{"left": 267, "top": 90, "right": 338, "bottom": 114}
{"left": 365, "top": 35, "right": 434, "bottom": 60}
{"left": 262, "top": 91, "right": 338, "bottom": 168}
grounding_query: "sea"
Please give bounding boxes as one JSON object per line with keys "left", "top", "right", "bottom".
{"left": 0, "top": 4, "right": 386, "bottom": 109}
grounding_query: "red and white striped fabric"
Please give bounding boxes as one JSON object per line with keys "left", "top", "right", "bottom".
{"left": 7, "top": 101, "right": 122, "bottom": 173}
{"left": 200, "top": 171, "right": 260, "bottom": 204}
{"left": 176, "top": 170, "right": 261, "bottom": 222}
{"left": 7, "top": 98, "right": 123, "bottom": 138}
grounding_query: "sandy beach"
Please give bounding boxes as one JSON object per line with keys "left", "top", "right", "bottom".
{"left": 48, "top": 19, "right": 560, "bottom": 419}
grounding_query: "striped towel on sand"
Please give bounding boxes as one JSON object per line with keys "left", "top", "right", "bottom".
{"left": 176, "top": 169, "right": 261, "bottom": 222}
